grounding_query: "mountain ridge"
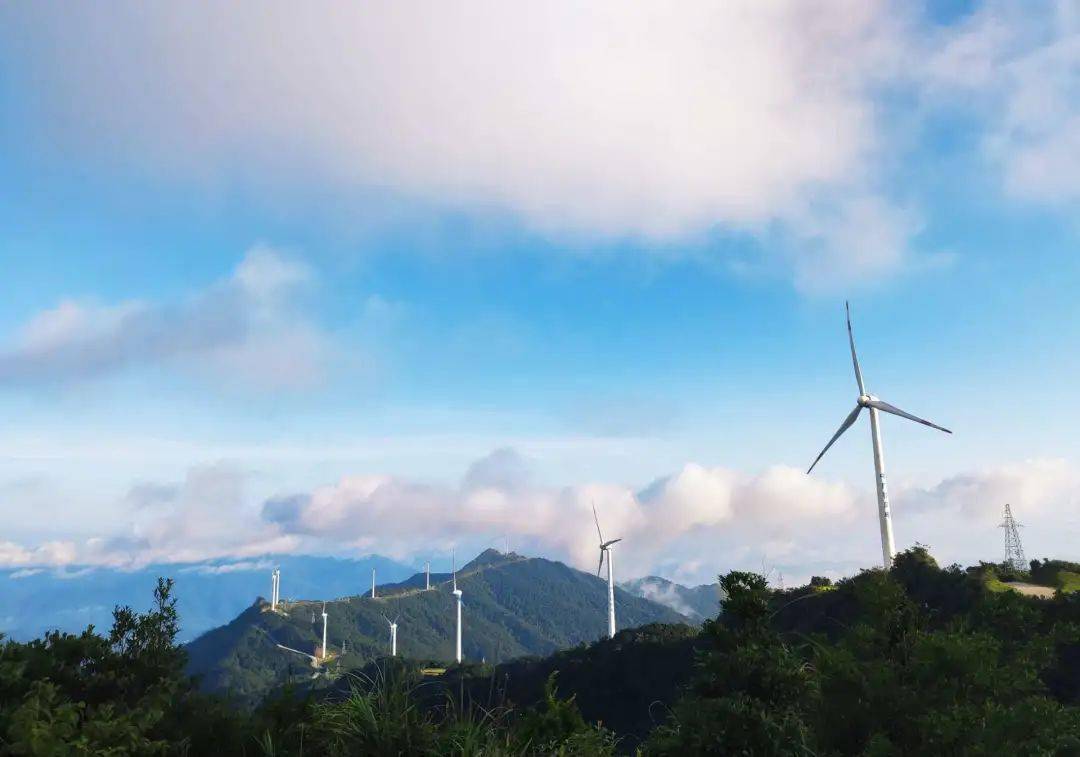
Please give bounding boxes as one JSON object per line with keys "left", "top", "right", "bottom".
{"left": 620, "top": 575, "right": 722, "bottom": 621}
{"left": 185, "top": 549, "right": 692, "bottom": 704}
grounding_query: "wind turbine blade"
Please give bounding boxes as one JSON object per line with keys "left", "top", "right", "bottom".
{"left": 807, "top": 405, "right": 863, "bottom": 474}
{"left": 597, "top": 550, "right": 605, "bottom": 576}
{"left": 867, "top": 398, "right": 952, "bottom": 434}
{"left": 592, "top": 502, "right": 604, "bottom": 544}
{"left": 846, "top": 302, "right": 866, "bottom": 395}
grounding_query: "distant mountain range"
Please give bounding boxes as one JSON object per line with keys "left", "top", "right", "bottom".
{"left": 0, "top": 554, "right": 415, "bottom": 642}
{"left": 620, "top": 575, "right": 722, "bottom": 621}
{"left": 185, "top": 549, "right": 692, "bottom": 705}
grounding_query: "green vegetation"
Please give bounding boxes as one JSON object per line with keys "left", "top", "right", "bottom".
{"left": 186, "top": 550, "right": 687, "bottom": 706}
{"left": 4, "top": 548, "right": 1080, "bottom": 754}
{"left": 1032, "top": 559, "right": 1080, "bottom": 594}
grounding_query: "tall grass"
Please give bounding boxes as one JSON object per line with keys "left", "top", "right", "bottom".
{"left": 254, "top": 661, "right": 615, "bottom": 756}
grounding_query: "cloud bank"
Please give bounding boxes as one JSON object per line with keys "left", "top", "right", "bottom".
{"left": 5, "top": 449, "right": 1074, "bottom": 584}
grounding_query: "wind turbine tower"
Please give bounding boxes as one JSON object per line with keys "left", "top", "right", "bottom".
{"left": 1000, "top": 503, "right": 1027, "bottom": 572}
{"left": 270, "top": 568, "right": 280, "bottom": 610}
{"left": 452, "top": 549, "right": 463, "bottom": 663}
{"left": 320, "top": 603, "right": 329, "bottom": 662}
{"left": 593, "top": 504, "right": 622, "bottom": 639}
{"left": 384, "top": 615, "right": 399, "bottom": 657}
{"left": 808, "top": 302, "right": 952, "bottom": 568}
{"left": 371, "top": 568, "right": 376, "bottom": 599}
{"left": 425, "top": 561, "right": 430, "bottom": 590}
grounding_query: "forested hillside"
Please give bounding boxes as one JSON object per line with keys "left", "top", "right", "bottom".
{"left": 185, "top": 549, "right": 687, "bottom": 705}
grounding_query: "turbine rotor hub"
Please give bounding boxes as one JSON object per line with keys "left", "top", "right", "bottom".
{"left": 858, "top": 394, "right": 872, "bottom": 406}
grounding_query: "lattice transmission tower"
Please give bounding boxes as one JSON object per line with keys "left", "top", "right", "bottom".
{"left": 1000, "top": 503, "right": 1026, "bottom": 572}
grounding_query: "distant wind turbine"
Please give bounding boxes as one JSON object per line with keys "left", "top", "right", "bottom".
{"left": 371, "top": 568, "right": 376, "bottom": 599}
{"left": 593, "top": 504, "right": 621, "bottom": 639}
{"left": 270, "top": 568, "right": 280, "bottom": 611}
{"left": 452, "top": 549, "right": 463, "bottom": 663}
{"left": 808, "top": 302, "right": 952, "bottom": 568}
{"left": 320, "top": 602, "right": 329, "bottom": 662}
{"left": 425, "top": 561, "right": 431, "bottom": 591}
{"left": 383, "top": 614, "right": 399, "bottom": 657}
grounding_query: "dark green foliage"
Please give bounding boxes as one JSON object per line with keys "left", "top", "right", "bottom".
{"left": 646, "top": 547, "right": 1080, "bottom": 756}
{"left": 445, "top": 623, "right": 702, "bottom": 749}
{"left": 510, "top": 673, "right": 616, "bottom": 755}
{"left": 1031, "top": 558, "right": 1080, "bottom": 591}
{"left": 0, "top": 578, "right": 250, "bottom": 755}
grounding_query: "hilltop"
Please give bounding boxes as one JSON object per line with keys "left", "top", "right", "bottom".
{"left": 185, "top": 549, "right": 690, "bottom": 704}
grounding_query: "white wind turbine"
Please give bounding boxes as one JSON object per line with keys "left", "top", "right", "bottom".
{"left": 425, "top": 561, "right": 431, "bottom": 591}
{"left": 371, "top": 568, "right": 376, "bottom": 599}
{"left": 593, "top": 504, "right": 621, "bottom": 639}
{"left": 451, "top": 549, "right": 463, "bottom": 663}
{"left": 320, "top": 602, "right": 329, "bottom": 662}
{"left": 270, "top": 568, "right": 280, "bottom": 611}
{"left": 383, "top": 614, "right": 399, "bottom": 657}
{"left": 808, "top": 302, "right": 952, "bottom": 568}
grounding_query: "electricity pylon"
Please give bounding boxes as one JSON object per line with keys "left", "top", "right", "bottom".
{"left": 1000, "top": 503, "right": 1026, "bottom": 573}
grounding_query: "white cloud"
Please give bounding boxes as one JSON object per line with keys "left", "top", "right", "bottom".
{"left": 8, "top": 568, "right": 45, "bottom": 579}
{"left": 3, "top": 1, "right": 928, "bottom": 287}
{"left": 1, "top": 4, "right": 1074, "bottom": 286}
{"left": 0, "top": 247, "right": 330, "bottom": 389}
{"left": 4, "top": 452, "right": 1077, "bottom": 584}
{"left": 629, "top": 577, "right": 699, "bottom": 618}
{"left": 898, "top": 458, "right": 1077, "bottom": 523}
{"left": 261, "top": 451, "right": 859, "bottom": 578}
{"left": 178, "top": 559, "right": 274, "bottom": 575}
{"left": 0, "top": 540, "right": 78, "bottom": 568}
{"left": 924, "top": 1, "right": 1080, "bottom": 206}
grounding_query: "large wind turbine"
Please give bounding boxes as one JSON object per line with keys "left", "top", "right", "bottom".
{"left": 808, "top": 302, "right": 951, "bottom": 568}
{"left": 593, "top": 504, "right": 621, "bottom": 639}
{"left": 451, "top": 549, "right": 463, "bottom": 663}
{"left": 383, "top": 614, "right": 399, "bottom": 657}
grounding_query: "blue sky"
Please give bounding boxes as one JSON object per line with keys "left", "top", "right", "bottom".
{"left": 0, "top": 1, "right": 1077, "bottom": 584}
